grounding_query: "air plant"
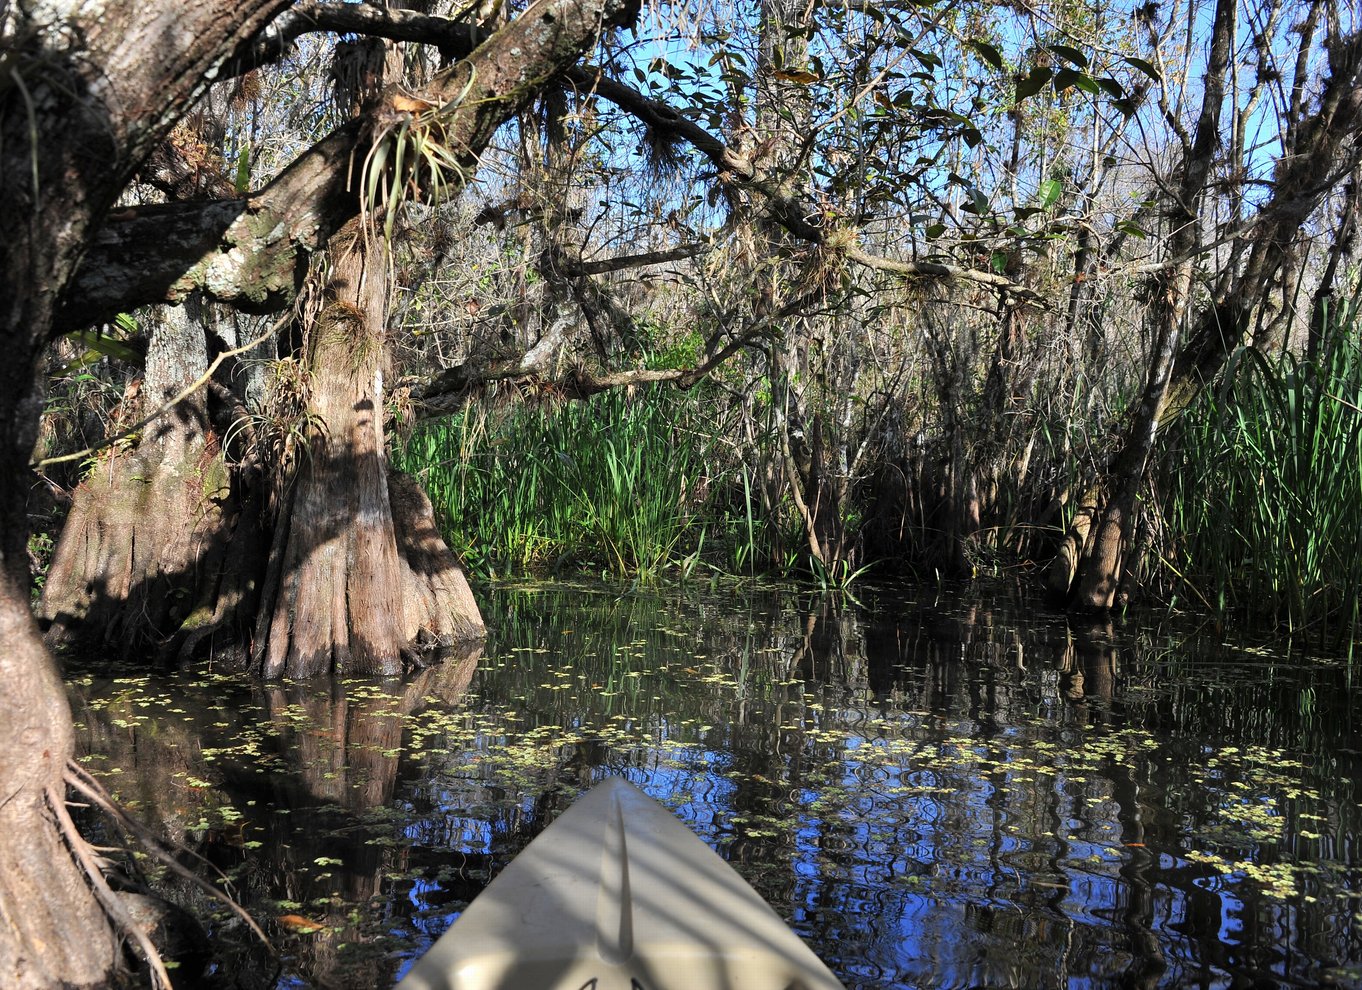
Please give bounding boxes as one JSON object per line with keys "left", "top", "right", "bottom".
{"left": 361, "top": 68, "right": 479, "bottom": 243}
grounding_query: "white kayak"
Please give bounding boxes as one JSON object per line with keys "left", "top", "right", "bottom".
{"left": 397, "top": 776, "right": 846, "bottom": 990}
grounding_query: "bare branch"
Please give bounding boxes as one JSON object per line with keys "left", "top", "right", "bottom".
{"left": 566, "top": 66, "right": 1045, "bottom": 302}
{"left": 32, "top": 317, "right": 287, "bottom": 471}
{"left": 550, "top": 242, "right": 712, "bottom": 276}
{"left": 65, "top": 762, "right": 275, "bottom": 951}
{"left": 48, "top": 784, "right": 175, "bottom": 990}
{"left": 418, "top": 281, "right": 829, "bottom": 411}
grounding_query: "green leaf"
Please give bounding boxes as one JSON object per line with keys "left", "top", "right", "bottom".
{"left": 1037, "top": 178, "right": 1062, "bottom": 207}
{"left": 1115, "top": 219, "right": 1149, "bottom": 238}
{"left": 924, "top": 222, "right": 946, "bottom": 239}
{"left": 1048, "top": 44, "right": 1088, "bottom": 68}
{"left": 234, "top": 142, "right": 251, "bottom": 194}
{"left": 969, "top": 39, "right": 1004, "bottom": 69}
{"left": 1053, "top": 67, "right": 1083, "bottom": 92}
{"left": 961, "top": 188, "right": 990, "bottom": 215}
{"left": 1073, "top": 73, "right": 1101, "bottom": 95}
{"left": 1123, "top": 56, "right": 1161, "bottom": 82}
{"left": 65, "top": 330, "right": 143, "bottom": 367}
{"left": 911, "top": 48, "right": 942, "bottom": 70}
{"left": 990, "top": 250, "right": 1009, "bottom": 274}
{"left": 1096, "top": 76, "right": 1125, "bottom": 98}
{"left": 1016, "top": 67, "right": 1052, "bottom": 100}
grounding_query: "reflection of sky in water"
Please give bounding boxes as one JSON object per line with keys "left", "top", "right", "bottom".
{"left": 68, "top": 582, "right": 1362, "bottom": 990}
{"left": 439, "top": 589, "right": 1356, "bottom": 988}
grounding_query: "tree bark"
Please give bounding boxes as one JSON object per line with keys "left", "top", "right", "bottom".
{"left": 1, "top": 2, "right": 292, "bottom": 981}
{"left": 254, "top": 225, "right": 484, "bottom": 678}
{"left": 0, "top": 0, "right": 639, "bottom": 981}
{"left": 1057, "top": 8, "right": 1362, "bottom": 609}
{"left": 39, "top": 305, "right": 234, "bottom": 653}
{"left": 0, "top": 583, "right": 119, "bottom": 988}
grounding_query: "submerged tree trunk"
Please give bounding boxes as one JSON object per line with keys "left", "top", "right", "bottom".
{"left": 255, "top": 224, "right": 483, "bottom": 678}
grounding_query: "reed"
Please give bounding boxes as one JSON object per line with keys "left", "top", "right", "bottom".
{"left": 1160, "top": 302, "right": 1362, "bottom": 648}
{"left": 396, "top": 387, "right": 720, "bottom": 579}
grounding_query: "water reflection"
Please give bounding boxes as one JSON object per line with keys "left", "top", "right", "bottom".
{"left": 68, "top": 581, "right": 1361, "bottom": 989}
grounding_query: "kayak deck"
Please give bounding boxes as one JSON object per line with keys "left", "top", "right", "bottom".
{"left": 397, "top": 776, "right": 846, "bottom": 990}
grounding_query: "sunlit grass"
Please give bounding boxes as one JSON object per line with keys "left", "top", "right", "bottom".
{"left": 395, "top": 387, "right": 753, "bottom": 580}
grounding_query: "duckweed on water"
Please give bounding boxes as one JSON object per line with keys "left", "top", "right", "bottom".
{"left": 64, "top": 582, "right": 1362, "bottom": 989}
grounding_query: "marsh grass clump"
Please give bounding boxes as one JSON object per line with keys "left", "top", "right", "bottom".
{"left": 396, "top": 387, "right": 721, "bottom": 579}
{"left": 1160, "top": 302, "right": 1362, "bottom": 649}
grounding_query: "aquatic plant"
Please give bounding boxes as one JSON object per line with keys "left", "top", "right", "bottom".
{"left": 396, "top": 387, "right": 715, "bottom": 578}
{"left": 1160, "top": 301, "right": 1362, "bottom": 649}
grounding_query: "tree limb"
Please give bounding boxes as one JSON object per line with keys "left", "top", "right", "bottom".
{"left": 564, "top": 66, "right": 1045, "bottom": 302}
{"left": 550, "top": 242, "right": 712, "bottom": 276}
{"left": 32, "top": 317, "right": 287, "bottom": 471}
{"left": 64, "top": 0, "right": 641, "bottom": 333}
{"left": 418, "top": 281, "right": 830, "bottom": 411}
{"left": 222, "top": 0, "right": 487, "bottom": 76}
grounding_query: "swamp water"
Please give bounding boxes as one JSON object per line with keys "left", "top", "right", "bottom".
{"left": 66, "top": 581, "right": 1361, "bottom": 989}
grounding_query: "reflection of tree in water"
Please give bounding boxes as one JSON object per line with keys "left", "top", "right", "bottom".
{"left": 1057, "top": 617, "right": 1118, "bottom": 705}
{"left": 228, "top": 648, "right": 482, "bottom": 988}
{"left": 66, "top": 584, "right": 1362, "bottom": 989}
{"left": 70, "top": 648, "right": 481, "bottom": 988}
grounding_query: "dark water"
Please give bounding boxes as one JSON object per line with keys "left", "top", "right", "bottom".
{"left": 67, "top": 580, "right": 1362, "bottom": 989}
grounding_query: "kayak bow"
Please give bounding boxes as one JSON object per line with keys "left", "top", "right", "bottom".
{"left": 397, "top": 777, "right": 846, "bottom": 990}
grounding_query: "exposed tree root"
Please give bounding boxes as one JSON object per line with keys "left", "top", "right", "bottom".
{"left": 49, "top": 782, "right": 174, "bottom": 989}
{"left": 60, "top": 762, "right": 274, "bottom": 986}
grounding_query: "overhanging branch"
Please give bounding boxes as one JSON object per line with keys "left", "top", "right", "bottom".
{"left": 417, "top": 282, "right": 834, "bottom": 413}
{"left": 566, "top": 66, "right": 1044, "bottom": 303}
{"left": 223, "top": 0, "right": 487, "bottom": 76}
{"left": 63, "top": 0, "right": 641, "bottom": 333}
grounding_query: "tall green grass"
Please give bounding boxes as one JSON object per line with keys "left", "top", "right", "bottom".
{"left": 396, "top": 388, "right": 739, "bottom": 580}
{"left": 1161, "top": 302, "right": 1362, "bottom": 647}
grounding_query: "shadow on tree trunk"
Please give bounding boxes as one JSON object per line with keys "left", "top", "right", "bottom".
{"left": 39, "top": 255, "right": 484, "bottom": 676}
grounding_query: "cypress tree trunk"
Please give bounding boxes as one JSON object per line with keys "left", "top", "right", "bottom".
{"left": 254, "top": 224, "right": 483, "bottom": 678}
{"left": 39, "top": 305, "right": 236, "bottom": 652}
{"left": 0, "top": 3, "right": 291, "bottom": 977}
{"left": 0, "top": 0, "right": 638, "bottom": 981}
{"left": 0, "top": 585, "right": 120, "bottom": 988}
